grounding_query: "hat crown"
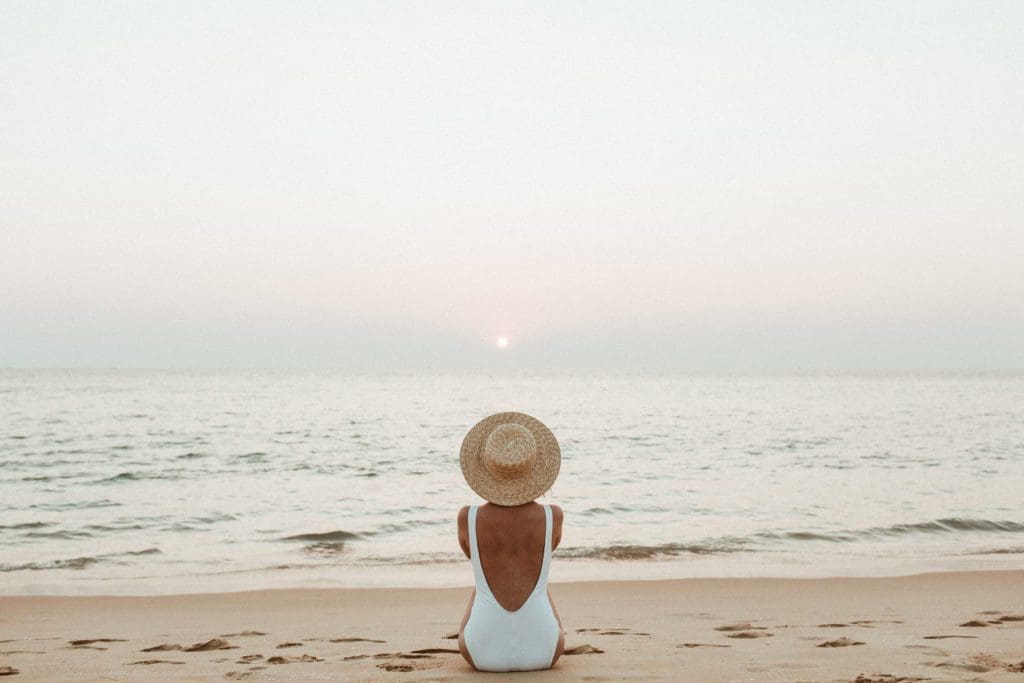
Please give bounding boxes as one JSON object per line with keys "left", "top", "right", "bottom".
{"left": 483, "top": 423, "right": 537, "bottom": 480}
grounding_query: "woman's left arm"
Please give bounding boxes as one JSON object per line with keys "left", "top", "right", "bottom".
{"left": 550, "top": 505, "right": 563, "bottom": 550}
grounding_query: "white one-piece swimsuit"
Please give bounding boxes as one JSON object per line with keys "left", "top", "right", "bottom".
{"left": 463, "top": 504, "right": 560, "bottom": 672}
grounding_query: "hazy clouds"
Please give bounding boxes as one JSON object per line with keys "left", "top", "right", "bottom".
{"left": 2, "top": 1, "right": 1021, "bottom": 370}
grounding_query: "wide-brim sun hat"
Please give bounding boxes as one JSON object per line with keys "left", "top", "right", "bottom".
{"left": 460, "top": 411, "right": 561, "bottom": 506}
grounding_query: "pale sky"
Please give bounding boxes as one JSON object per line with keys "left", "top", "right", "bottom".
{"left": 2, "top": 1, "right": 1022, "bottom": 370}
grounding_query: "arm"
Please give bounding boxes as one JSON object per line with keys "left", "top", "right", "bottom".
{"left": 457, "top": 505, "right": 471, "bottom": 559}
{"left": 550, "top": 504, "right": 563, "bottom": 550}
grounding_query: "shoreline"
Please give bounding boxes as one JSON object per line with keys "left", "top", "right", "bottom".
{"left": 7, "top": 550, "right": 1024, "bottom": 598}
{"left": 3, "top": 569, "right": 1023, "bottom": 681}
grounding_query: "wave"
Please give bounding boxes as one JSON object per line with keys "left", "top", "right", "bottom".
{"left": 280, "top": 530, "right": 362, "bottom": 542}
{"left": 374, "top": 519, "right": 447, "bottom": 534}
{"left": 83, "top": 523, "right": 146, "bottom": 532}
{"left": 302, "top": 542, "right": 347, "bottom": 555}
{"left": 29, "top": 499, "right": 121, "bottom": 511}
{"left": 755, "top": 518, "right": 1024, "bottom": 544}
{"left": 0, "top": 547, "right": 161, "bottom": 573}
{"left": 23, "top": 529, "right": 94, "bottom": 540}
{"left": 0, "top": 521, "right": 52, "bottom": 530}
{"left": 1, "top": 556, "right": 100, "bottom": 572}
{"left": 962, "top": 546, "right": 1024, "bottom": 555}
{"left": 91, "top": 471, "right": 182, "bottom": 484}
{"left": 559, "top": 542, "right": 752, "bottom": 560}
{"left": 868, "top": 518, "right": 1024, "bottom": 534}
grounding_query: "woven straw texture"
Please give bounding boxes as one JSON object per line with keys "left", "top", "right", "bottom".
{"left": 460, "top": 411, "right": 561, "bottom": 506}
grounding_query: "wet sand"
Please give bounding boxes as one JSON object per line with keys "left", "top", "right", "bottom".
{"left": 1, "top": 569, "right": 1022, "bottom": 681}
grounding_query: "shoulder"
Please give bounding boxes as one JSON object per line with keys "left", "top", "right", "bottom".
{"left": 457, "top": 505, "right": 470, "bottom": 530}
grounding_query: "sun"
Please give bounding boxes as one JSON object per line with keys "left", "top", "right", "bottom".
{"left": 495, "top": 336, "right": 509, "bottom": 349}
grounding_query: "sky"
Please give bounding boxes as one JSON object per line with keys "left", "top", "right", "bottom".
{"left": 1, "top": 1, "right": 1022, "bottom": 371}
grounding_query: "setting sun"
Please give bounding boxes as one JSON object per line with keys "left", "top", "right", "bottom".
{"left": 495, "top": 336, "right": 509, "bottom": 349}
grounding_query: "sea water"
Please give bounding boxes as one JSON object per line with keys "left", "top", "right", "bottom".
{"left": 1, "top": 370, "right": 1022, "bottom": 595}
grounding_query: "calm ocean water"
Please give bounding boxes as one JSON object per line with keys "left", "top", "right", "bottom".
{"left": 2, "top": 370, "right": 1022, "bottom": 596}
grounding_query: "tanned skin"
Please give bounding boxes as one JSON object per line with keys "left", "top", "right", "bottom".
{"left": 456, "top": 501, "right": 565, "bottom": 670}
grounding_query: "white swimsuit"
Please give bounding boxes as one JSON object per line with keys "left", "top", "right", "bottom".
{"left": 463, "top": 504, "right": 560, "bottom": 672}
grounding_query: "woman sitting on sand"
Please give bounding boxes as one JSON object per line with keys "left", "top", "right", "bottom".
{"left": 456, "top": 411, "right": 565, "bottom": 672}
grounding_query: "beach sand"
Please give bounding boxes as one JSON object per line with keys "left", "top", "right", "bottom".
{"left": 1, "top": 569, "right": 1022, "bottom": 681}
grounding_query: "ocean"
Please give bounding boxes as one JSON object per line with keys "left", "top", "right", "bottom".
{"left": 1, "top": 370, "right": 1022, "bottom": 596}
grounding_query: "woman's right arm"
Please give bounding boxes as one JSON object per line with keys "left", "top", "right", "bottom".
{"left": 457, "top": 505, "right": 471, "bottom": 558}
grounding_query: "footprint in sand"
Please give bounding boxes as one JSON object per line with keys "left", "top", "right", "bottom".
{"left": 140, "top": 643, "right": 182, "bottom": 652}
{"left": 0, "top": 668, "right": 19, "bottom": 677}
{"left": 929, "top": 659, "right": 991, "bottom": 673}
{"left": 184, "top": 638, "right": 237, "bottom": 652}
{"left": 348, "top": 648, "right": 458, "bottom": 658}
{"left": 958, "top": 620, "right": 991, "bottom": 627}
{"left": 818, "top": 623, "right": 850, "bottom": 628}
{"left": 563, "top": 644, "right": 604, "bottom": 655}
{"left": 378, "top": 663, "right": 415, "bottom": 672}
{"left": 575, "top": 628, "right": 649, "bottom": 636}
{"left": 965, "top": 654, "right": 1024, "bottom": 673}
{"left": 218, "top": 631, "right": 266, "bottom": 637}
{"left": 374, "top": 654, "right": 444, "bottom": 672}
{"left": 223, "top": 672, "right": 253, "bottom": 680}
{"left": 65, "top": 638, "right": 127, "bottom": 650}
{"left": 922, "top": 634, "right": 978, "bottom": 639}
{"left": 714, "top": 623, "right": 768, "bottom": 632}
{"left": 327, "top": 637, "right": 386, "bottom": 643}
{"left": 442, "top": 632, "right": 459, "bottom": 640}
{"left": 275, "top": 641, "right": 302, "bottom": 648}
{"left": 817, "top": 637, "right": 865, "bottom": 647}
{"left": 129, "top": 659, "right": 185, "bottom": 665}
{"left": 727, "top": 631, "right": 773, "bottom": 639}
{"left": 853, "top": 675, "right": 930, "bottom": 682}
{"left": 677, "top": 643, "right": 731, "bottom": 648}
{"left": 68, "top": 638, "right": 127, "bottom": 647}
{"left": 920, "top": 654, "right": 1024, "bottom": 674}
{"left": 266, "top": 654, "right": 322, "bottom": 664}
{"left": 236, "top": 655, "right": 264, "bottom": 663}
{"left": 576, "top": 627, "right": 628, "bottom": 632}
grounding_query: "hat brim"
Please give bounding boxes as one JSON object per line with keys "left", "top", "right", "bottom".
{"left": 460, "top": 411, "right": 560, "bottom": 506}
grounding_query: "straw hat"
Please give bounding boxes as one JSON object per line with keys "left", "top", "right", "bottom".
{"left": 460, "top": 411, "right": 561, "bottom": 506}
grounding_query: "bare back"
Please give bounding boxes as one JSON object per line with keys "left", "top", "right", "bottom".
{"left": 458, "top": 502, "right": 563, "bottom": 611}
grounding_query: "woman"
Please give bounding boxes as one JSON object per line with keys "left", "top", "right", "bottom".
{"left": 456, "top": 411, "right": 566, "bottom": 672}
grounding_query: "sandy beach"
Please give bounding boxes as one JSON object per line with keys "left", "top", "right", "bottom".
{"left": 1, "top": 569, "right": 1022, "bottom": 681}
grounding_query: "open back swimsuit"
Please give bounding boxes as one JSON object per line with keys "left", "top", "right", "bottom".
{"left": 463, "top": 504, "right": 560, "bottom": 672}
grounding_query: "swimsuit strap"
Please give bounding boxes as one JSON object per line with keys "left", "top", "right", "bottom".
{"left": 467, "top": 505, "right": 493, "bottom": 599}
